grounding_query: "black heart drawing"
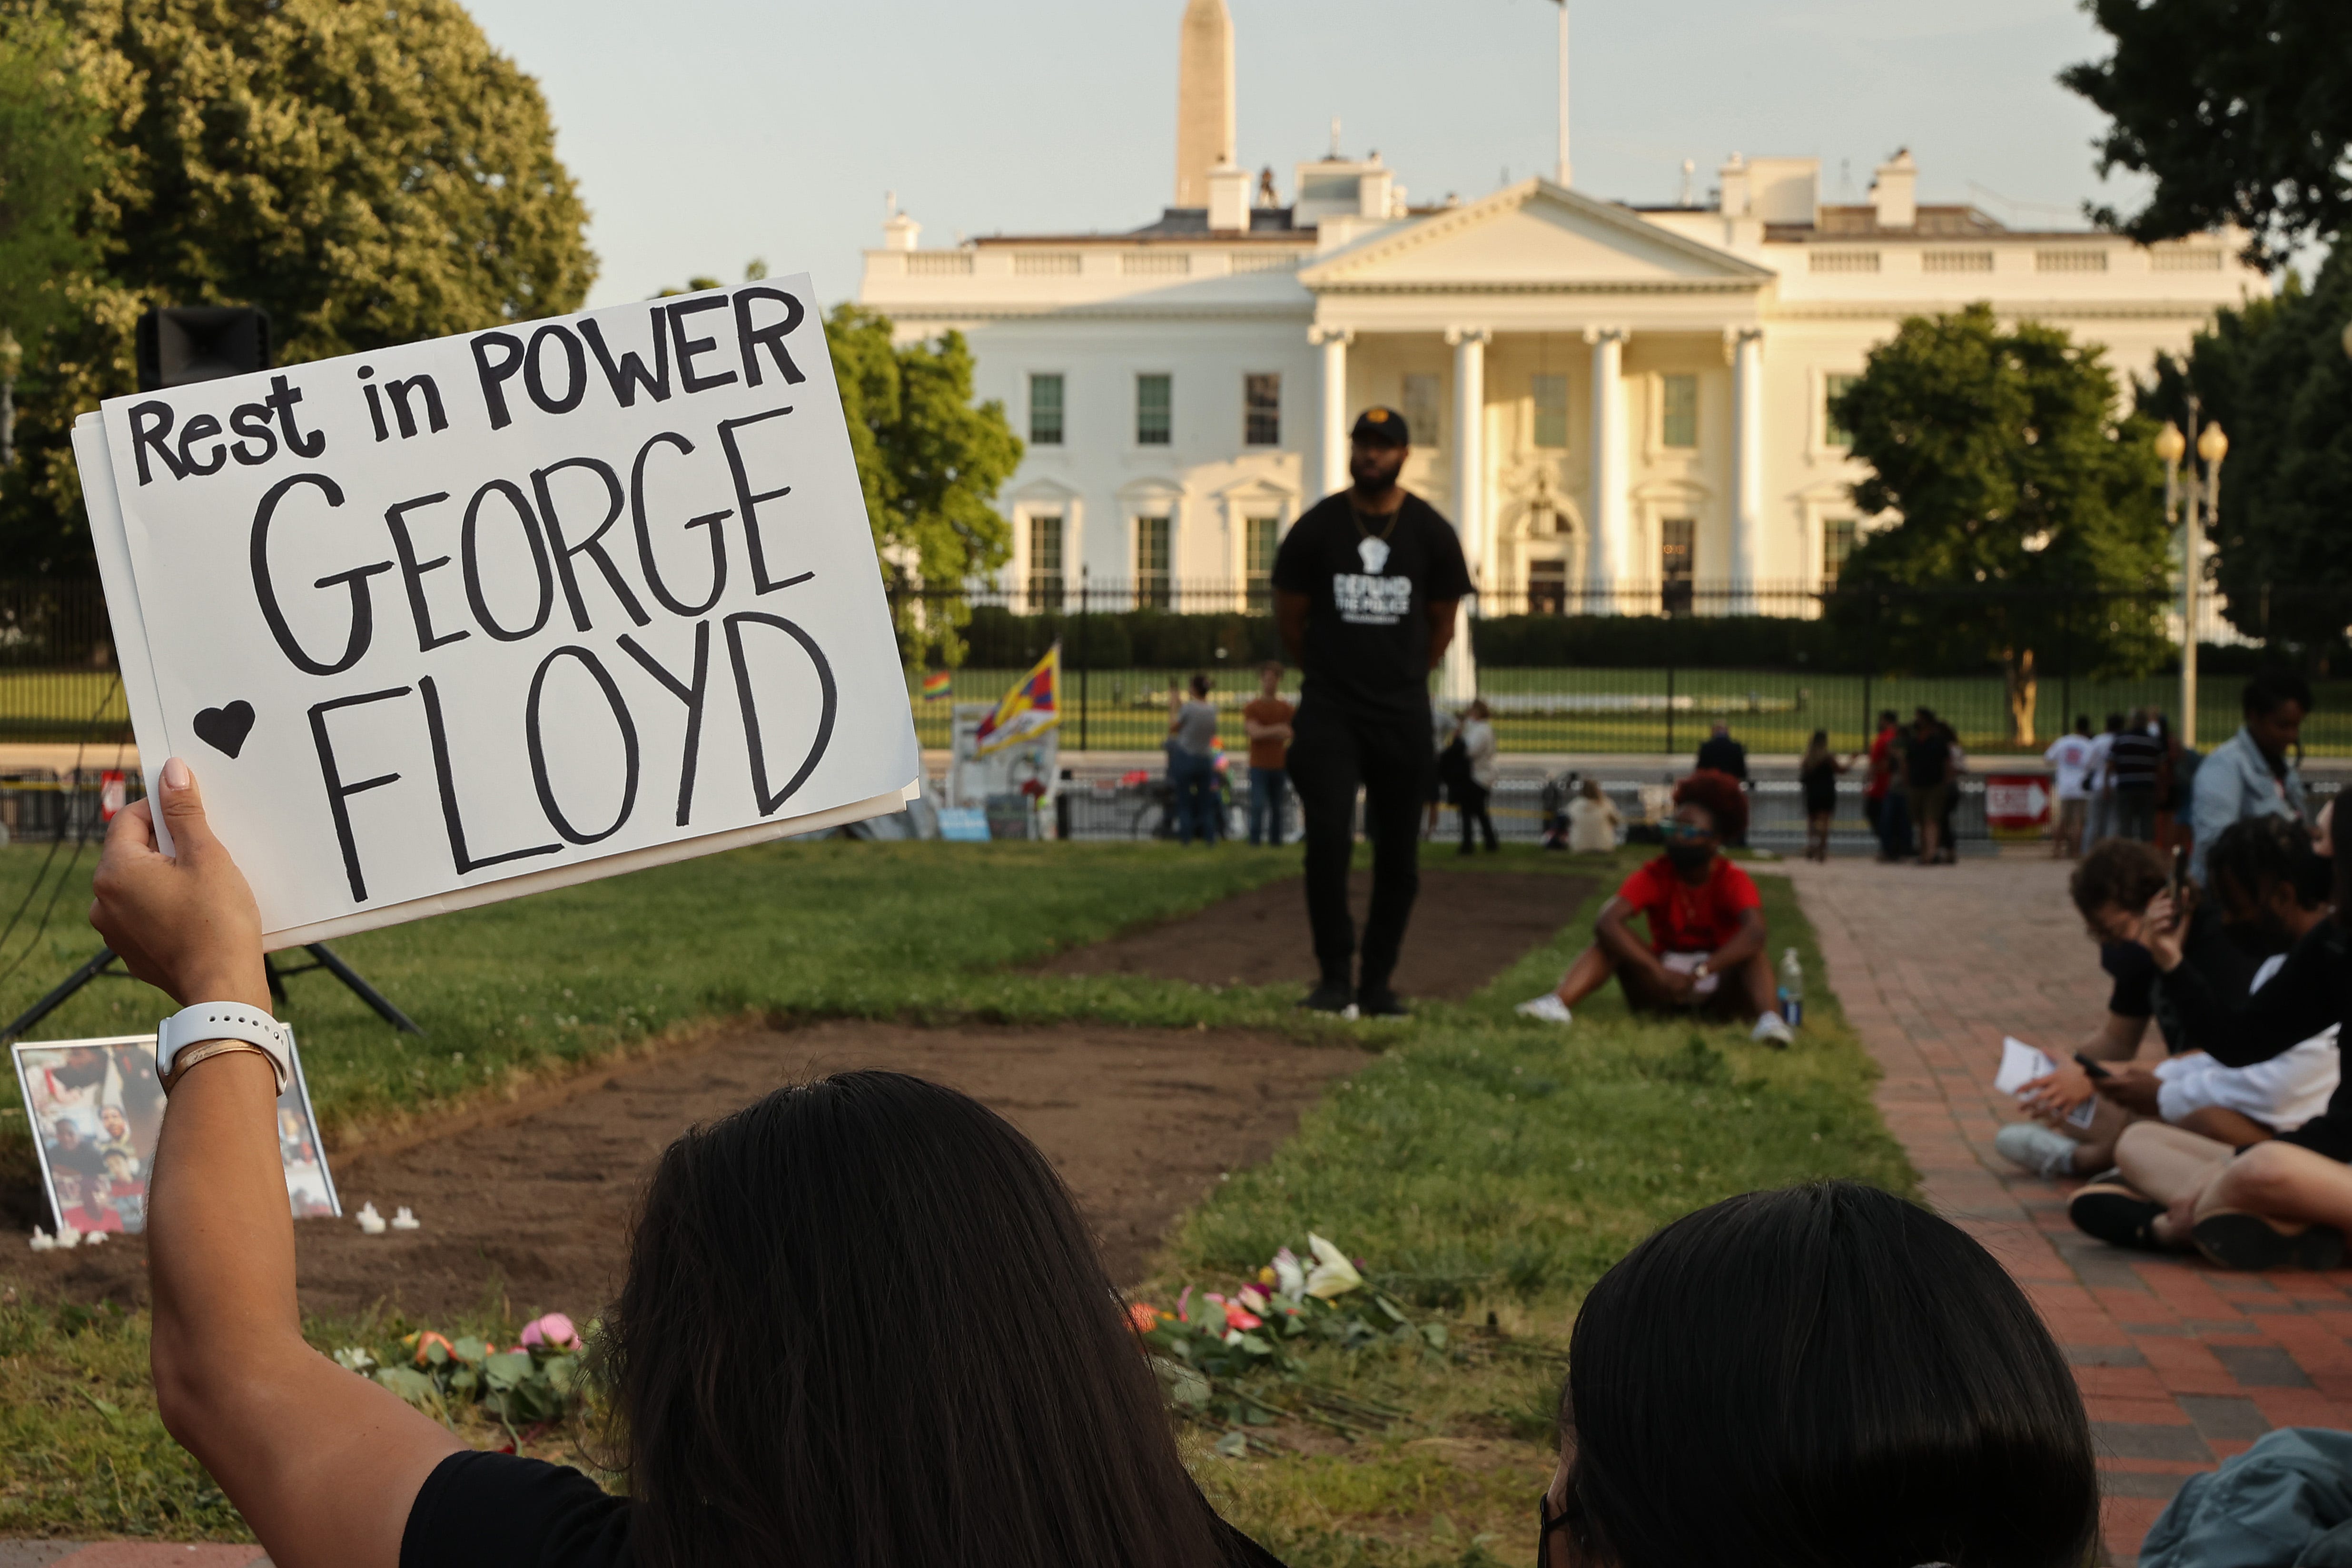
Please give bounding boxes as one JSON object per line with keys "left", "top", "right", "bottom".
{"left": 192, "top": 701, "right": 256, "bottom": 759}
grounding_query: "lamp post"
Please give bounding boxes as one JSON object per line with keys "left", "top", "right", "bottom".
{"left": 2157, "top": 405, "right": 2227, "bottom": 749}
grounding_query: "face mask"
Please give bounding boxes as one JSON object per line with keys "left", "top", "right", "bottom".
{"left": 1665, "top": 842, "right": 1716, "bottom": 877}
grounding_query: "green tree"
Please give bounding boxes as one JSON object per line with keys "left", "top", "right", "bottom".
{"left": 0, "top": 0, "right": 595, "bottom": 576}
{"left": 825, "top": 303, "right": 1021, "bottom": 666}
{"left": 2062, "top": 0, "right": 2352, "bottom": 267}
{"left": 1829, "top": 304, "right": 2172, "bottom": 743}
{"left": 0, "top": 9, "right": 106, "bottom": 464}
{"left": 2142, "top": 241, "right": 2352, "bottom": 661}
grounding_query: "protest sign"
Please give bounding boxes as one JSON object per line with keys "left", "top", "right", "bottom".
{"left": 73, "top": 278, "right": 919, "bottom": 945}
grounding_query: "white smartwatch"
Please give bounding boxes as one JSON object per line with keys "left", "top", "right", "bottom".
{"left": 156, "top": 1003, "right": 292, "bottom": 1095}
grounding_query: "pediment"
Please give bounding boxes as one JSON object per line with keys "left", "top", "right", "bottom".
{"left": 1301, "top": 179, "right": 1769, "bottom": 291}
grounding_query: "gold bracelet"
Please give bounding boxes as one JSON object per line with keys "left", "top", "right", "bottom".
{"left": 160, "top": 1038, "right": 287, "bottom": 1096}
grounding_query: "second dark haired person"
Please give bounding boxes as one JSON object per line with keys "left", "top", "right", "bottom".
{"left": 1273, "top": 406, "right": 1472, "bottom": 1017}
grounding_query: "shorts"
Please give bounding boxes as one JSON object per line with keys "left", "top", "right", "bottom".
{"left": 1624, "top": 949, "right": 1748, "bottom": 1019}
{"left": 2056, "top": 799, "right": 2086, "bottom": 840}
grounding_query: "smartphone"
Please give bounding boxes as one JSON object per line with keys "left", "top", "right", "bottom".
{"left": 2073, "top": 1052, "right": 2114, "bottom": 1081}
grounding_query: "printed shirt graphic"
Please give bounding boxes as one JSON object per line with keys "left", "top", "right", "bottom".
{"left": 1271, "top": 493, "right": 1471, "bottom": 721}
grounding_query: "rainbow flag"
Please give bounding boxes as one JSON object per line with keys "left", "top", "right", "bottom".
{"left": 920, "top": 670, "right": 953, "bottom": 701}
{"left": 972, "top": 644, "right": 1060, "bottom": 757}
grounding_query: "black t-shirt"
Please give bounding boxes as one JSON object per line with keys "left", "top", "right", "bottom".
{"left": 1903, "top": 732, "right": 1950, "bottom": 788}
{"left": 402, "top": 1450, "right": 1293, "bottom": 1568}
{"left": 2100, "top": 940, "right": 2156, "bottom": 1019}
{"left": 1272, "top": 492, "right": 1472, "bottom": 723}
{"left": 1697, "top": 736, "right": 1749, "bottom": 782}
{"left": 2147, "top": 902, "right": 2265, "bottom": 1055}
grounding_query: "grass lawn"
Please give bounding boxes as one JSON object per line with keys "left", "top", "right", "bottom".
{"left": 0, "top": 842, "right": 1910, "bottom": 1557}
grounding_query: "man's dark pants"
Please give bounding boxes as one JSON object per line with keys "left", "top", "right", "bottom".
{"left": 1286, "top": 703, "right": 1430, "bottom": 994}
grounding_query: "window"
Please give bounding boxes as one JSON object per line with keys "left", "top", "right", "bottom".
{"left": 1532, "top": 374, "right": 1569, "bottom": 450}
{"left": 1823, "top": 373, "right": 1860, "bottom": 447}
{"left": 1136, "top": 374, "right": 1172, "bottom": 445}
{"left": 1244, "top": 374, "right": 1281, "bottom": 446}
{"left": 1028, "top": 374, "right": 1065, "bottom": 446}
{"left": 1402, "top": 373, "right": 1442, "bottom": 450}
{"left": 1660, "top": 374, "right": 1697, "bottom": 450}
{"left": 1027, "top": 513, "right": 1064, "bottom": 610}
{"left": 1660, "top": 518, "right": 1695, "bottom": 616}
{"left": 1528, "top": 559, "right": 1569, "bottom": 617}
{"left": 1245, "top": 515, "right": 1280, "bottom": 609}
{"left": 1136, "top": 515, "right": 1171, "bottom": 608}
{"left": 1822, "top": 518, "right": 1858, "bottom": 587}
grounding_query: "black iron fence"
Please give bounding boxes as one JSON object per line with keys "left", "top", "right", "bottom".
{"left": 896, "top": 579, "right": 2352, "bottom": 757}
{"left": 3, "top": 576, "right": 2347, "bottom": 759}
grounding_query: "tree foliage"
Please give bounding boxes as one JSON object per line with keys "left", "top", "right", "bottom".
{"left": 2143, "top": 241, "right": 2352, "bottom": 661}
{"left": 0, "top": 10, "right": 105, "bottom": 352}
{"left": 2062, "top": 0, "right": 2352, "bottom": 268}
{"left": 1828, "top": 304, "right": 2172, "bottom": 740}
{"left": 0, "top": 0, "right": 595, "bottom": 576}
{"left": 825, "top": 303, "right": 1021, "bottom": 665}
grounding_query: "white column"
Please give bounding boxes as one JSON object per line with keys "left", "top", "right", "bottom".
{"left": 1728, "top": 326, "right": 1765, "bottom": 612}
{"left": 1445, "top": 326, "right": 1490, "bottom": 605}
{"left": 1311, "top": 325, "right": 1353, "bottom": 498}
{"left": 1585, "top": 326, "right": 1629, "bottom": 610}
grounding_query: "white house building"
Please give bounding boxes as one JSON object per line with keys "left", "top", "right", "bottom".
{"left": 858, "top": 0, "right": 2266, "bottom": 617}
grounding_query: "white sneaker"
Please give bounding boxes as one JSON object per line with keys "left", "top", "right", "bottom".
{"left": 1516, "top": 994, "right": 1573, "bottom": 1025}
{"left": 1995, "top": 1121, "right": 2081, "bottom": 1180}
{"left": 1751, "top": 1011, "right": 1796, "bottom": 1048}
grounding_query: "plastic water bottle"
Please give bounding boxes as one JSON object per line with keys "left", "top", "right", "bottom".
{"left": 1777, "top": 948, "right": 1804, "bottom": 1027}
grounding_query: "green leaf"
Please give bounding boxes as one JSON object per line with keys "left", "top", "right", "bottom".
{"left": 1212, "top": 1430, "right": 1248, "bottom": 1460}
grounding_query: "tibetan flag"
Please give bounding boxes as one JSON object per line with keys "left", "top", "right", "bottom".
{"left": 972, "top": 644, "right": 1061, "bottom": 757}
{"left": 921, "top": 670, "right": 953, "bottom": 701}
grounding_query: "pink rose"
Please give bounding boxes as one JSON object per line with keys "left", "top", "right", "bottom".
{"left": 520, "top": 1312, "right": 580, "bottom": 1351}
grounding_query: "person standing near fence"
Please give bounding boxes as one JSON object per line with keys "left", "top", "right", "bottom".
{"left": 1165, "top": 674, "right": 1223, "bottom": 846}
{"left": 2110, "top": 708, "right": 2163, "bottom": 842}
{"left": 1456, "top": 700, "right": 1500, "bottom": 855}
{"left": 2084, "top": 713, "right": 2123, "bottom": 845}
{"left": 2046, "top": 716, "right": 2095, "bottom": 858}
{"left": 1242, "top": 662, "right": 1295, "bottom": 847}
{"left": 1865, "top": 710, "right": 1911, "bottom": 863}
{"left": 1274, "top": 405, "right": 1472, "bottom": 1017}
{"left": 2190, "top": 672, "right": 2312, "bottom": 884}
{"left": 1904, "top": 708, "right": 1955, "bottom": 866}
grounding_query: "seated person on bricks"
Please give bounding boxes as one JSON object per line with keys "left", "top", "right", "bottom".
{"left": 1517, "top": 770, "right": 1796, "bottom": 1046}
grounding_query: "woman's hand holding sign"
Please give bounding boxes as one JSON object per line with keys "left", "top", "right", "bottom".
{"left": 90, "top": 756, "right": 269, "bottom": 1011}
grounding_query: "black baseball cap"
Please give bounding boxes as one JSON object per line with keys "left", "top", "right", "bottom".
{"left": 1350, "top": 405, "right": 1409, "bottom": 446}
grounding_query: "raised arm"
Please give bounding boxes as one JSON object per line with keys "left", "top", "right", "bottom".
{"left": 90, "top": 760, "right": 459, "bottom": 1568}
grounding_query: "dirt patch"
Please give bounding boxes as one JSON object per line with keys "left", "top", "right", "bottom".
{"left": 6, "top": 1020, "right": 1363, "bottom": 1320}
{"left": 1032, "top": 868, "right": 1595, "bottom": 1000}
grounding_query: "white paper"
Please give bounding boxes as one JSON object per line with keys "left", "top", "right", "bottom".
{"left": 73, "top": 279, "right": 918, "bottom": 943}
{"left": 1994, "top": 1035, "right": 2057, "bottom": 1095}
{"left": 1660, "top": 949, "right": 1721, "bottom": 997}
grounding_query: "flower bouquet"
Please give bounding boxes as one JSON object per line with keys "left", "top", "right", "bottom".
{"left": 1132, "top": 1235, "right": 1440, "bottom": 1449}
{"left": 334, "top": 1311, "right": 589, "bottom": 1438}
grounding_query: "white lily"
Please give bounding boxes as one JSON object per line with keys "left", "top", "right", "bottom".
{"left": 85, "top": 1231, "right": 105, "bottom": 1246}
{"left": 28, "top": 1227, "right": 52, "bottom": 1252}
{"left": 1270, "top": 1246, "right": 1306, "bottom": 1298}
{"left": 356, "top": 1203, "right": 387, "bottom": 1235}
{"left": 390, "top": 1206, "right": 420, "bottom": 1231}
{"left": 1302, "top": 1233, "right": 1363, "bottom": 1300}
{"left": 54, "top": 1224, "right": 80, "bottom": 1250}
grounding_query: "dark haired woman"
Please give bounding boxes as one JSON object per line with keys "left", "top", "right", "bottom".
{"left": 90, "top": 759, "right": 1285, "bottom": 1568}
{"left": 1517, "top": 771, "right": 1794, "bottom": 1045}
{"left": 1538, "top": 1182, "right": 2100, "bottom": 1568}
{"left": 1796, "top": 729, "right": 1849, "bottom": 863}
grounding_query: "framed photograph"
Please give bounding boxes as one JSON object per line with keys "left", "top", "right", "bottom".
{"left": 12, "top": 1029, "right": 339, "bottom": 1234}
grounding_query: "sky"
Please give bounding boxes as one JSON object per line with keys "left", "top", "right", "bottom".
{"left": 461, "top": 0, "right": 2154, "bottom": 313}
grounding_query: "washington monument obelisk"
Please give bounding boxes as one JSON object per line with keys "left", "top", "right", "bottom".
{"left": 1174, "top": 0, "right": 1235, "bottom": 208}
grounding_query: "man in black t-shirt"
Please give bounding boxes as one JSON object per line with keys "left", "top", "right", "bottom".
{"left": 1902, "top": 708, "right": 1954, "bottom": 864}
{"left": 1272, "top": 405, "right": 1473, "bottom": 1016}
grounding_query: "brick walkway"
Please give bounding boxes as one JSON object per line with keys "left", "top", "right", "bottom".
{"left": 0, "top": 1548, "right": 265, "bottom": 1566}
{"left": 1786, "top": 853, "right": 2352, "bottom": 1565}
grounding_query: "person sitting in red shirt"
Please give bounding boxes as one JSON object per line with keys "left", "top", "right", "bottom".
{"left": 1518, "top": 770, "right": 1796, "bottom": 1045}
